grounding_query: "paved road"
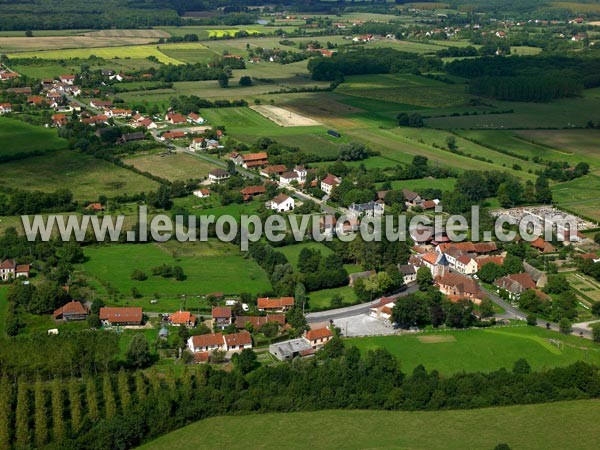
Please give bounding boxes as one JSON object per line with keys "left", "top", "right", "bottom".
{"left": 307, "top": 284, "right": 418, "bottom": 323}
{"left": 481, "top": 285, "right": 593, "bottom": 339}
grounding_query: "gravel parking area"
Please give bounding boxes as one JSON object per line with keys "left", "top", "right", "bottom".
{"left": 332, "top": 314, "right": 397, "bottom": 337}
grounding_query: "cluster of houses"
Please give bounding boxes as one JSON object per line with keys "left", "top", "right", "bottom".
{"left": 0, "top": 259, "right": 30, "bottom": 282}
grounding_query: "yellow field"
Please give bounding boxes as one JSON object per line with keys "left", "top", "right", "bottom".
{"left": 207, "top": 29, "right": 261, "bottom": 38}
{"left": 8, "top": 45, "right": 183, "bottom": 65}
{"left": 83, "top": 29, "right": 170, "bottom": 38}
{"left": 0, "top": 36, "right": 157, "bottom": 53}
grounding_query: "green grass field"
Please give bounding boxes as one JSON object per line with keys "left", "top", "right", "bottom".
{"left": 79, "top": 240, "right": 272, "bottom": 297}
{"left": 124, "top": 152, "right": 219, "bottom": 182}
{"left": 139, "top": 400, "right": 600, "bottom": 450}
{"left": 308, "top": 285, "right": 357, "bottom": 310}
{"left": 0, "top": 150, "right": 159, "bottom": 202}
{"left": 0, "top": 117, "right": 68, "bottom": 156}
{"left": 277, "top": 242, "right": 334, "bottom": 270}
{"left": 349, "top": 326, "right": 600, "bottom": 374}
{"left": 156, "top": 42, "right": 217, "bottom": 64}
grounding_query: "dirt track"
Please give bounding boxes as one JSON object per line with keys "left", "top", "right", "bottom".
{"left": 250, "top": 105, "right": 322, "bottom": 127}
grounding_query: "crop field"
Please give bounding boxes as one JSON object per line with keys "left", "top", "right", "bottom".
{"left": 8, "top": 44, "right": 183, "bottom": 64}
{"left": 83, "top": 29, "right": 169, "bottom": 38}
{"left": 0, "top": 117, "right": 68, "bottom": 156}
{"left": 80, "top": 240, "right": 272, "bottom": 296}
{"left": 139, "top": 400, "right": 600, "bottom": 450}
{"left": 0, "top": 150, "right": 159, "bottom": 202}
{"left": 454, "top": 130, "right": 591, "bottom": 167}
{"left": 349, "top": 326, "right": 600, "bottom": 374}
{"left": 566, "top": 272, "right": 600, "bottom": 303}
{"left": 513, "top": 129, "right": 600, "bottom": 169}
{"left": 551, "top": 174, "right": 600, "bottom": 222}
{"left": 0, "top": 36, "right": 159, "bottom": 53}
{"left": 124, "top": 152, "right": 220, "bottom": 182}
{"left": 336, "top": 74, "right": 471, "bottom": 108}
{"left": 156, "top": 42, "right": 216, "bottom": 64}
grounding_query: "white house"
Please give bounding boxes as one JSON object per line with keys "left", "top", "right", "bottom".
{"left": 270, "top": 194, "right": 294, "bottom": 212}
{"left": 279, "top": 171, "right": 299, "bottom": 185}
{"left": 187, "top": 333, "right": 226, "bottom": 353}
{"left": 59, "top": 74, "right": 75, "bottom": 85}
{"left": 320, "top": 174, "right": 341, "bottom": 195}
{"left": 454, "top": 255, "right": 479, "bottom": 275}
{"left": 208, "top": 168, "right": 230, "bottom": 184}
{"left": 193, "top": 189, "right": 210, "bottom": 198}
{"left": 398, "top": 264, "right": 417, "bottom": 284}
{"left": 0, "top": 103, "right": 12, "bottom": 114}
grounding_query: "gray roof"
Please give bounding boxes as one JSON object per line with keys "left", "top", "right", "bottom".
{"left": 269, "top": 338, "right": 312, "bottom": 358}
{"left": 398, "top": 264, "right": 416, "bottom": 275}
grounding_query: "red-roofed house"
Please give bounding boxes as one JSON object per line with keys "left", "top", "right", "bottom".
{"left": 165, "top": 112, "right": 187, "bottom": 124}
{"left": 257, "top": 297, "right": 295, "bottom": 312}
{"left": 169, "top": 310, "right": 197, "bottom": 328}
{"left": 51, "top": 113, "right": 68, "bottom": 127}
{"left": 99, "top": 307, "right": 143, "bottom": 326}
{"left": 530, "top": 237, "right": 556, "bottom": 254}
{"left": 224, "top": 331, "right": 253, "bottom": 351}
{"left": 212, "top": 306, "right": 232, "bottom": 329}
{"left": 305, "top": 328, "right": 333, "bottom": 349}
{"left": 187, "top": 333, "right": 225, "bottom": 353}
{"left": 240, "top": 185, "right": 266, "bottom": 201}
{"left": 235, "top": 314, "right": 286, "bottom": 330}
{"left": 59, "top": 74, "right": 76, "bottom": 85}
{"left": 0, "top": 103, "right": 12, "bottom": 115}
{"left": 260, "top": 165, "right": 287, "bottom": 177}
{"left": 0, "top": 260, "right": 30, "bottom": 281}
{"left": 193, "top": 188, "right": 210, "bottom": 198}
{"left": 436, "top": 272, "right": 484, "bottom": 304}
{"left": 321, "top": 174, "right": 341, "bottom": 195}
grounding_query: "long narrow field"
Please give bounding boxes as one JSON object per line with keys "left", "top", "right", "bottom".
{"left": 0, "top": 36, "right": 159, "bottom": 52}
{"left": 7, "top": 45, "right": 183, "bottom": 64}
{"left": 0, "top": 117, "right": 68, "bottom": 156}
{"left": 0, "top": 151, "right": 159, "bottom": 201}
{"left": 80, "top": 241, "right": 272, "bottom": 296}
{"left": 348, "top": 326, "right": 600, "bottom": 374}
{"left": 139, "top": 400, "right": 600, "bottom": 450}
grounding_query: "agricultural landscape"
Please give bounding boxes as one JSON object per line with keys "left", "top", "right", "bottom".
{"left": 1, "top": 0, "right": 600, "bottom": 449}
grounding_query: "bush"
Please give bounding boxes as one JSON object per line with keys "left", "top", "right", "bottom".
{"left": 130, "top": 269, "right": 147, "bottom": 281}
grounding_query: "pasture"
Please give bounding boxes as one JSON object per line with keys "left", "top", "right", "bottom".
{"left": 139, "top": 400, "right": 600, "bottom": 450}
{"left": 0, "top": 117, "right": 68, "bottom": 156}
{"left": 80, "top": 240, "right": 272, "bottom": 297}
{"left": 124, "top": 152, "right": 220, "bottom": 182}
{"left": 156, "top": 42, "right": 216, "bottom": 64}
{"left": 7, "top": 45, "right": 183, "bottom": 65}
{"left": 348, "top": 326, "right": 600, "bottom": 374}
{"left": 0, "top": 151, "right": 159, "bottom": 202}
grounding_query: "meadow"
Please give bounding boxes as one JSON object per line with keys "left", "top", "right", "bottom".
{"left": 377, "top": 177, "right": 457, "bottom": 192}
{"left": 124, "top": 152, "right": 220, "bottom": 182}
{"left": 139, "top": 400, "right": 600, "bottom": 450}
{"left": 0, "top": 150, "right": 159, "bottom": 202}
{"left": 277, "top": 242, "right": 334, "bottom": 270}
{"left": 308, "top": 285, "right": 357, "bottom": 310}
{"left": 0, "top": 117, "right": 68, "bottom": 156}
{"left": 348, "top": 326, "right": 600, "bottom": 374}
{"left": 79, "top": 240, "right": 272, "bottom": 297}
{"left": 0, "top": 36, "right": 158, "bottom": 52}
